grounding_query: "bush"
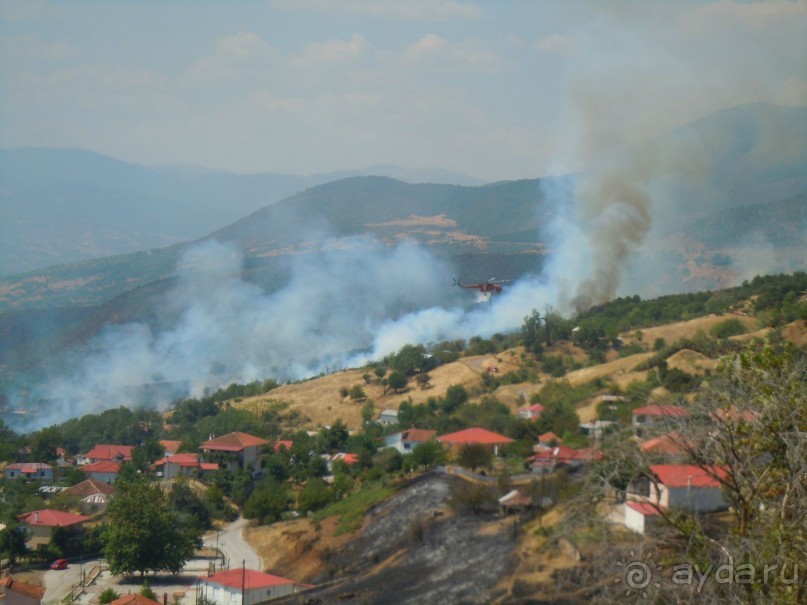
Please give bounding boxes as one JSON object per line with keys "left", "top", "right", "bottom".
{"left": 710, "top": 318, "right": 747, "bottom": 339}
{"left": 99, "top": 589, "right": 120, "bottom": 604}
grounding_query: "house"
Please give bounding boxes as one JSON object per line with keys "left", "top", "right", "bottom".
{"left": 78, "top": 444, "right": 133, "bottom": 466}
{"left": 199, "top": 432, "right": 268, "bottom": 473}
{"left": 579, "top": 420, "right": 615, "bottom": 440}
{"left": 273, "top": 440, "right": 293, "bottom": 453}
{"left": 154, "top": 453, "right": 219, "bottom": 480}
{"left": 63, "top": 478, "right": 116, "bottom": 514}
{"left": 631, "top": 405, "right": 688, "bottom": 436}
{"left": 322, "top": 453, "right": 359, "bottom": 473}
{"left": 639, "top": 432, "right": 687, "bottom": 457}
{"left": 628, "top": 464, "right": 728, "bottom": 513}
{"left": 17, "top": 509, "right": 89, "bottom": 550}
{"left": 437, "top": 427, "right": 514, "bottom": 455}
{"left": 0, "top": 576, "right": 46, "bottom": 605}
{"left": 200, "top": 568, "right": 307, "bottom": 605}
{"left": 377, "top": 409, "right": 399, "bottom": 426}
{"left": 108, "top": 595, "right": 162, "bottom": 605}
{"left": 383, "top": 428, "right": 437, "bottom": 454}
{"left": 3, "top": 463, "right": 53, "bottom": 482}
{"left": 81, "top": 460, "right": 120, "bottom": 484}
{"left": 535, "top": 432, "right": 562, "bottom": 450}
{"left": 623, "top": 501, "right": 663, "bottom": 534}
{"left": 529, "top": 445, "right": 603, "bottom": 473}
{"left": 517, "top": 403, "right": 544, "bottom": 420}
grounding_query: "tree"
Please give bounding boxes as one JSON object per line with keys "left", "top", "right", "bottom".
{"left": 297, "top": 478, "right": 332, "bottom": 514}
{"left": 411, "top": 441, "right": 445, "bottom": 470}
{"left": 102, "top": 479, "right": 196, "bottom": 577}
{"left": 457, "top": 443, "right": 493, "bottom": 472}
{"left": 387, "top": 371, "right": 408, "bottom": 393}
{"left": 99, "top": 589, "right": 120, "bottom": 604}
{"left": 243, "top": 479, "right": 292, "bottom": 524}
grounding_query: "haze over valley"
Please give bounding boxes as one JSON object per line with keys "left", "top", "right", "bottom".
{"left": 1, "top": 1, "right": 805, "bottom": 429}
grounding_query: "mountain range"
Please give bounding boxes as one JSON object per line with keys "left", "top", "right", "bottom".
{"left": 0, "top": 102, "right": 805, "bottom": 416}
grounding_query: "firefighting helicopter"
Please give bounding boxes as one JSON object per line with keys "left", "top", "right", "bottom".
{"left": 453, "top": 277, "right": 508, "bottom": 302}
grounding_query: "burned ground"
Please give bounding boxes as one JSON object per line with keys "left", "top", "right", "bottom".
{"left": 277, "top": 472, "right": 519, "bottom": 604}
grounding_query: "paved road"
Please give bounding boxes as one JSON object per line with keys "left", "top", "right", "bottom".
{"left": 41, "top": 518, "right": 261, "bottom": 605}
{"left": 201, "top": 517, "right": 263, "bottom": 571}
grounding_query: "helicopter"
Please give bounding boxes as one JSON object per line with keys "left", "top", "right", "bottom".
{"left": 453, "top": 277, "right": 508, "bottom": 300}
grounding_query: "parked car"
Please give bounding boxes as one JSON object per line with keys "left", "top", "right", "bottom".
{"left": 50, "top": 558, "right": 68, "bottom": 570}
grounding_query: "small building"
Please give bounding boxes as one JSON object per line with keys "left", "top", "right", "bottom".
{"left": 79, "top": 444, "right": 133, "bottom": 466}
{"left": 623, "top": 501, "right": 663, "bottom": 535}
{"left": 81, "top": 460, "right": 120, "bottom": 484}
{"left": 3, "top": 463, "right": 53, "bottom": 482}
{"left": 631, "top": 405, "right": 688, "bottom": 437}
{"left": 273, "top": 440, "right": 294, "bottom": 453}
{"left": 383, "top": 428, "right": 437, "bottom": 454}
{"left": 498, "top": 489, "right": 532, "bottom": 515}
{"left": 199, "top": 432, "right": 268, "bottom": 473}
{"left": 377, "top": 409, "right": 399, "bottom": 426}
{"left": 200, "top": 568, "right": 307, "bottom": 605}
{"left": 63, "top": 478, "right": 116, "bottom": 514}
{"left": 17, "top": 509, "right": 89, "bottom": 550}
{"left": 535, "top": 432, "right": 562, "bottom": 450}
{"left": 628, "top": 464, "right": 727, "bottom": 513}
{"left": 154, "top": 453, "right": 219, "bottom": 480}
{"left": 437, "top": 427, "right": 514, "bottom": 455}
{"left": 529, "top": 445, "right": 603, "bottom": 473}
{"left": 579, "top": 420, "right": 615, "bottom": 440}
{"left": 108, "top": 594, "right": 162, "bottom": 605}
{"left": 0, "top": 576, "right": 46, "bottom": 605}
{"left": 517, "top": 403, "right": 544, "bottom": 421}
{"left": 639, "top": 432, "right": 687, "bottom": 457}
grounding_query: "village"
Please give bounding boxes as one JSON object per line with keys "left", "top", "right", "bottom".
{"left": 1, "top": 283, "right": 805, "bottom": 604}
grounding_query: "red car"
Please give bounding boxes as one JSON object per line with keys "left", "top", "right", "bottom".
{"left": 50, "top": 559, "right": 68, "bottom": 570}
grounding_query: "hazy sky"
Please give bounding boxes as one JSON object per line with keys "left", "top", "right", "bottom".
{"left": 1, "top": 0, "right": 805, "bottom": 182}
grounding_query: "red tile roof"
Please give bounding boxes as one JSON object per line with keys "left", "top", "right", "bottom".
{"left": 64, "top": 478, "right": 117, "bottom": 497}
{"left": 437, "top": 427, "right": 514, "bottom": 445}
{"left": 0, "top": 577, "right": 46, "bottom": 600}
{"left": 82, "top": 460, "right": 121, "bottom": 473}
{"left": 632, "top": 404, "right": 688, "bottom": 418}
{"left": 4, "top": 462, "right": 52, "bottom": 473}
{"left": 274, "top": 440, "right": 294, "bottom": 452}
{"left": 18, "top": 509, "right": 89, "bottom": 527}
{"left": 200, "top": 432, "right": 268, "bottom": 452}
{"left": 538, "top": 431, "right": 561, "bottom": 444}
{"left": 640, "top": 433, "right": 686, "bottom": 455}
{"left": 517, "top": 404, "right": 544, "bottom": 417}
{"left": 401, "top": 429, "right": 437, "bottom": 443}
{"left": 650, "top": 464, "right": 727, "bottom": 488}
{"left": 84, "top": 444, "right": 133, "bottom": 461}
{"left": 529, "top": 445, "right": 603, "bottom": 464}
{"left": 109, "top": 594, "right": 162, "bottom": 605}
{"left": 204, "top": 568, "right": 295, "bottom": 590}
{"left": 626, "top": 501, "right": 663, "bottom": 516}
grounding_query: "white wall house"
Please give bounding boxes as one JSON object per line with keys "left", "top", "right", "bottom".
{"left": 3, "top": 463, "right": 53, "bottom": 482}
{"left": 200, "top": 568, "right": 304, "bottom": 605}
{"left": 383, "top": 429, "right": 437, "bottom": 454}
{"left": 623, "top": 501, "right": 662, "bottom": 534}
{"left": 628, "top": 464, "right": 728, "bottom": 513}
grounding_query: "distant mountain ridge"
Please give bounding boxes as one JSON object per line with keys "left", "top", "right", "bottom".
{"left": 0, "top": 147, "right": 482, "bottom": 276}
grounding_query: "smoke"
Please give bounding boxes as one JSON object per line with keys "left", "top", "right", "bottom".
{"left": 15, "top": 2, "right": 805, "bottom": 430}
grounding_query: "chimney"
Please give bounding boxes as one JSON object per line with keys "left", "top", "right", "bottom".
{"left": 163, "top": 593, "right": 168, "bottom": 605}
{"left": 34, "top": 511, "right": 39, "bottom": 523}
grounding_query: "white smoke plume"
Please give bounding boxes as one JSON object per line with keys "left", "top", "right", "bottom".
{"left": 19, "top": 2, "right": 805, "bottom": 429}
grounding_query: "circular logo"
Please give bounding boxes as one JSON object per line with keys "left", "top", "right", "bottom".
{"left": 615, "top": 550, "right": 663, "bottom": 599}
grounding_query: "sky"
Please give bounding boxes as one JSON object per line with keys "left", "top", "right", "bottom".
{"left": 1, "top": 0, "right": 805, "bottom": 183}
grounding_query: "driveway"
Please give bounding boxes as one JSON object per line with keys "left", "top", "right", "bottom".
{"left": 201, "top": 517, "right": 262, "bottom": 571}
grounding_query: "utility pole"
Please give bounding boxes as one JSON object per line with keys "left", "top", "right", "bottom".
{"left": 241, "top": 560, "right": 246, "bottom": 605}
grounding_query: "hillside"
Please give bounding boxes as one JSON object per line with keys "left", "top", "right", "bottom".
{"left": 0, "top": 148, "right": 482, "bottom": 277}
